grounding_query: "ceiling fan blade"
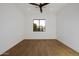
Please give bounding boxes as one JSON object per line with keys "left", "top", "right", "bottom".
{"left": 41, "top": 3, "right": 49, "bottom": 7}
{"left": 29, "top": 3, "right": 39, "bottom": 6}
{"left": 40, "top": 7, "right": 42, "bottom": 13}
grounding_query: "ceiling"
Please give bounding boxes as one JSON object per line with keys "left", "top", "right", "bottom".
{"left": 15, "top": 3, "right": 67, "bottom": 14}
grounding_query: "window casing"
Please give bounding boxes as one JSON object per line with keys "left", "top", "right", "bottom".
{"left": 33, "top": 19, "right": 46, "bottom": 32}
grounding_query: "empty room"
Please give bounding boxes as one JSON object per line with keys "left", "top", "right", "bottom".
{"left": 0, "top": 3, "right": 79, "bottom": 56}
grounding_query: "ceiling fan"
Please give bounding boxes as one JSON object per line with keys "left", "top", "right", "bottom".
{"left": 29, "top": 3, "right": 49, "bottom": 13}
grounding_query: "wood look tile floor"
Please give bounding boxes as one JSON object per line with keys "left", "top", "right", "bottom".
{"left": 1, "top": 39, "right": 79, "bottom": 56}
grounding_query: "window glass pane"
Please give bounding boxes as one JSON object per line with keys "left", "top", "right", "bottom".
{"left": 33, "top": 20, "right": 40, "bottom": 31}
{"left": 33, "top": 19, "right": 45, "bottom": 32}
{"left": 34, "top": 20, "right": 39, "bottom": 27}
{"left": 40, "top": 20, "right": 45, "bottom": 32}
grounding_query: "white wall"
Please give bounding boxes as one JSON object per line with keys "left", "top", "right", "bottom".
{"left": 24, "top": 10, "right": 56, "bottom": 39}
{"left": 56, "top": 3, "right": 79, "bottom": 52}
{"left": 0, "top": 3, "right": 56, "bottom": 55}
{"left": 0, "top": 4, "right": 24, "bottom": 54}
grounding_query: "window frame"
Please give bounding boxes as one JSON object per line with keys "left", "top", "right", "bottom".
{"left": 33, "top": 19, "right": 46, "bottom": 32}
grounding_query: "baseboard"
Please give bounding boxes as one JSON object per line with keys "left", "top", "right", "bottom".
{"left": 24, "top": 37, "right": 56, "bottom": 39}
{"left": 1, "top": 39, "right": 56, "bottom": 56}
{"left": 57, "top": 37, "right": 79, "bottom": 54}
{"left": 0, "top": 39, "right": 23, "bottom": 55}
{"left": 0, "top": 39, "right": 56, "bottom": 55}
{"left": 23, "top": 38, "right": 55, "bottom": 40}
{"left": 0, "top": 52, "right": 3, "bottom": 55}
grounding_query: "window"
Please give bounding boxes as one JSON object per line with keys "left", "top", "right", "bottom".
{"left": 33, "top": 19, "right": 46, "bottom": 32}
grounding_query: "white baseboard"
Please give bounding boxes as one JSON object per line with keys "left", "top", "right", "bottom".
{"left": 24, "top": 37, "right": 56, "bottom": 39}
{"left": 0, "top": 38, "right": 23, "bottom": 55}
{"left": 57, "top": 36, "right": 79, "bottom": 53}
